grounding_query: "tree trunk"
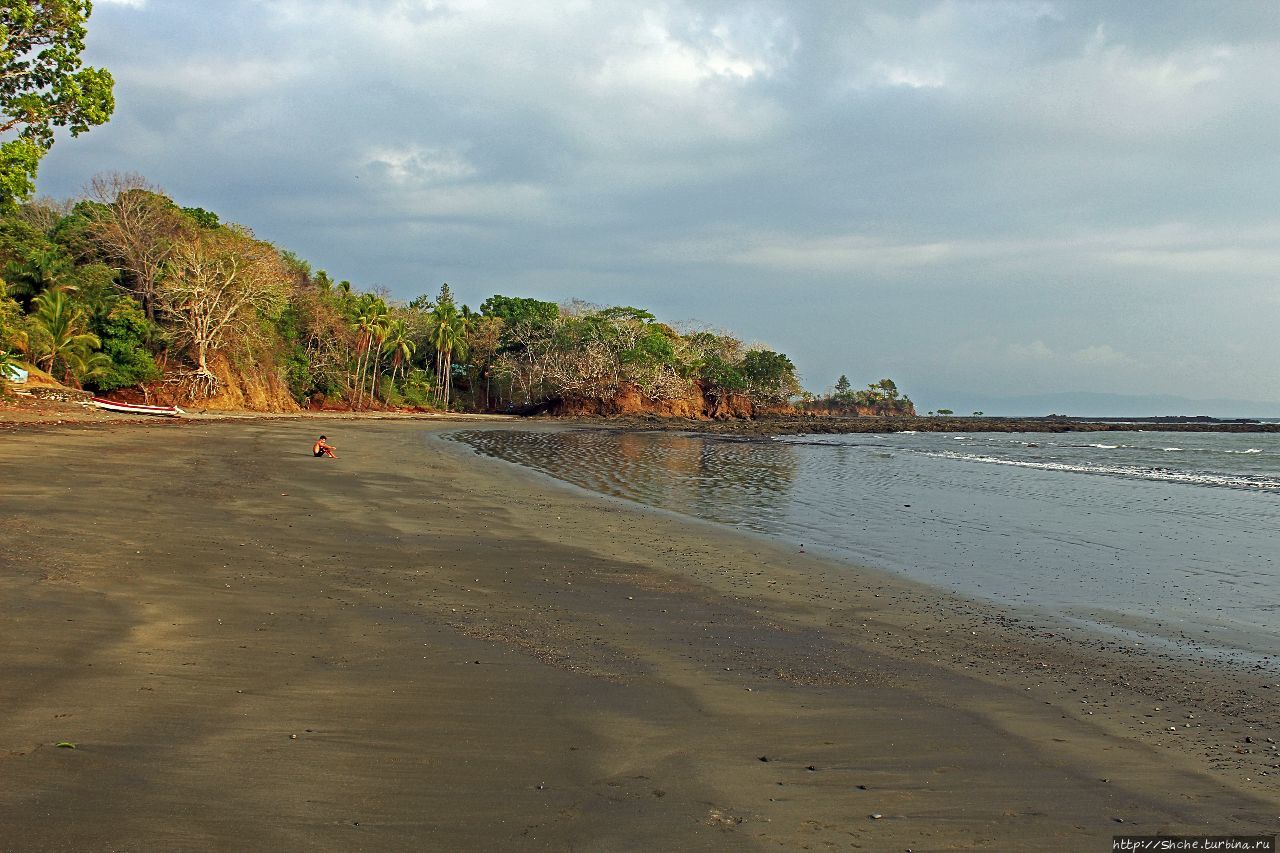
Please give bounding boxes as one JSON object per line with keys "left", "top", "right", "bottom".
{"left": 354, "top": 338, "right": 368, "bottom": 409}
{"left": 442, "top": 353, "right": 451, "bottom": 409}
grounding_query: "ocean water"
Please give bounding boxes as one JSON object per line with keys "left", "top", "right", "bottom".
{"left": 449, "top": 428, "right": 1280, "bottom": 664}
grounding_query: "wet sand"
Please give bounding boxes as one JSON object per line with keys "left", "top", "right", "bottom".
{"left": 1, "top": 419, "right": 1278, "bottom": 851}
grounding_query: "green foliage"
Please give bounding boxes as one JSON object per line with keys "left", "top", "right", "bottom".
{"left": 3, "top": 243, "right": 72, "bottom": 305}
{"left": 273, "top": 302, "right": 310, "bottom": 398}
{"left": 29, "top": 285, "right": 103, "bottom": 383}
{"left": 0, "top": 214, "right": 59, "bottom": 303}
{"left": 0, "top": 347, "right": 16, "bottom": 392}
{"left": 0, "top": 292, "right": 22, "bottom": 391}
{"left": 937, "top": 408, "right": 954, "bottom": 415}
{"left": 871, "top": 378, "right": 898, "bottom": 398}
{"left": 46, "top": 198, "right": 98, "bottom": 256}
{"left": 181, "top": 206, "right": 220, "bottom": 229}
{"left": 809, "top": 372, "right": 915, "bottom": 415}
{"left": 0, "top": 1, "right": 115, "bottom": 209}
{"left": 428, "top": 283, "right": 469, "bottom": 408}
{"left": 92, "top": 297, "right": 158, "bottom": 391}
{"left": 0, "top": 139, "right": 42, "bottom": 209}
{"left": 598, "top": 305, "right": 656, "bottom": 324}
{"left": 0, "top": 291, "right": 20, "bottom": 345}
{"left": 479, "top": 293, "right": 558, "bottom": 328}
{"left": 741, "top": 349, "right": 800, "bottom": 404}
{"left": 398, "top": 368, "right": 434, "bottom": 407}
{"left": 616, "top": 320, "right": 676, "bottom": 368}
{"left": 486, "top": 302, "right": 801, "bottom": 409}
{"left": 698, "top": 353, "right": 747, "bottom": 393}
{"left": 64, "top": 261, "right": 117, "bottom": 315}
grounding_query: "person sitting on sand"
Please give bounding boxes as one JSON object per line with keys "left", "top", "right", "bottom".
{"left": 313, "top": 435, "right": 337, "bottom": 458}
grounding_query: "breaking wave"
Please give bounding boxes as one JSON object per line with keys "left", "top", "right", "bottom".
{"left": 922, "top": 450, "right": 1280, "bottom": 491}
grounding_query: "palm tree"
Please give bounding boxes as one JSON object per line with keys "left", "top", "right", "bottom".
{"left": 382, "top": 319, "right": 415, "bottom": 388}
{"left": 350, "top": 295, "right": 388, "bottom": 408}
{"left": 428, "top": 285, "right": 470, "bottom": 409}
{"left": 367, "top": 316, "right": 389, "bottom": 405}
{"left": 30, "top": 288, "right": 103, "bottom": 386}
{"left": 5, "top": 248, "right": 75, "bottom": 307}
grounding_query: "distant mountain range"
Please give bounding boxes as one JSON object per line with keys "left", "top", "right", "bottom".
{"left": 918, "top": 391, "right": 1280, "bottom": 420}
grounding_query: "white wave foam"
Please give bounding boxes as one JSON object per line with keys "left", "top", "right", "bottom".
{"left": 1225, "top": 448, "right": 1263, "bottom": 454}
{"left": 921, "top": 450, "right": 1280, "bottom": 491}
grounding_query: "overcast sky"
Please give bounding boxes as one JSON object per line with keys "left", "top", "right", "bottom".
{"left": 35, "top": 0, "right": 1280, "bottom": 411}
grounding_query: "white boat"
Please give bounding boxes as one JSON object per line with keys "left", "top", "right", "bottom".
{"left": 91, "top": 397, "right": 185, "bottom": 417}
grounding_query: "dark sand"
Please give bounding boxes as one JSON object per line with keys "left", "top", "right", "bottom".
{"left": 2, "top": 419, "right": 1278, "bottom": 851}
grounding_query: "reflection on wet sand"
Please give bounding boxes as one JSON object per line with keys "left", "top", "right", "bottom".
{"left": 456, "top": 429, "right": 797, "bottom": 528}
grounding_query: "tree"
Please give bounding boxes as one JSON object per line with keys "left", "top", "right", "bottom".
{"left": 156, "top": 229, "right": 289, "bottom": 396}
{"left": 937, "top": 408, "right": 953, "bottom": 415}
{"left": 428, "top": 284, "right": 469, "bottom": 409}
{"left": 0, "top": 345, "right": 16, "bottom": 391}
{"left": 0, "top": 290, "right": 24, "bottom": 389}
{"left": 29, "top": 284, "right": 104, "bottom": 383}
{"left": 3, "top": 243, "right": 72, "bottom": 304}
{"left": 479, "top": 293, "right": 558, "bottom": 330}
{"left": 871, "top": 378, "right": 898, "bottom": 399}
{"left": 365, "top": 306, "right": 389, "bottom": 405}
{"left": 349, "top": 293, "right": 388, "bottom": 408}
{"left": 464, "top": 314, "right": 503, "bottom": 408}
{"left": 0, "top": 1, "right": 115, "bottom": 209}
{"left": 182, "top": 206, "right": 220, "bottom": 229}
{"left": 382, "top": 318, "right": 414, "bottom": 388}
{"left": 741, "top": 349, "right": 801, "bottom": 405}
{"left": 685, "top": 330, "right": 746, "bottom": 397}
{"left": 83, "top": 173, "right": 189, "bottom": 320}
{"left": 834, "top": 374, "right": 851, "bottom": 396}
{"left": 92, "top": 297, "right": 158, "bottom": 391}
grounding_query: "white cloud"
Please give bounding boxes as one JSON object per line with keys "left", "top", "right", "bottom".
{"left": 1071, "top": 344, "right": 1128, "bottom": 367}
{"left": 595, "top": 8, "right": 791, "bottom": 89}
{"left": 363, "top": 146, "right": 476, "bottom": 186}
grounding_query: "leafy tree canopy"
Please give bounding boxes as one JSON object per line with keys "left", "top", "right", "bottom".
{"left": 479, "top": 293, "right": 558, "bottom": 328}
{"left": 0, "top": 1, "right": 114, "bottom": 209}
{"left": 182, "top": 206, "right": 220, "bottom": 229}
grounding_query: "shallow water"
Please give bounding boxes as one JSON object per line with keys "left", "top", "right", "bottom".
{"left": 450, "top": 428, "right": 1280, "bottom": 664}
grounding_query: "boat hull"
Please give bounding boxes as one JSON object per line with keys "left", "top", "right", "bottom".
{"left": 91, "top": 398, "right": 184, "bottom": 417}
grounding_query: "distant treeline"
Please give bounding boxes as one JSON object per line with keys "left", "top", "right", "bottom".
{"left": 800, "top": 374, "right": 915, "bottom": 416}
{"left": 0, "top": 174, "right": 820, "bottom": 413}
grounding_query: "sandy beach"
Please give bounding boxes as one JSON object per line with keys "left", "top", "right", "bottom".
{"left": 2, "top": 418, "right": 1278, "bottom": 851}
